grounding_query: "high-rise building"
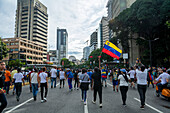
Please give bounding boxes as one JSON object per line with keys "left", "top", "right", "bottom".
{"left": 15, "top": 0, "right": 48, "bottom": 61}
{"left": 90, "top": 30, "right": 97, "bottom": 51}
{"left": 83, "top": 46, "right": 90, "bottom": 61}
{"left": 98, "top": 17, "right": 109, "bottom": 49}
{"left": 56, "top": 28, "right": 68, "bottom": 65}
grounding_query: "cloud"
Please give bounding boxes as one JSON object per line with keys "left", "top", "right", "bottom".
{"left": 0, "top": 0, "right": 108, "bottom": 60}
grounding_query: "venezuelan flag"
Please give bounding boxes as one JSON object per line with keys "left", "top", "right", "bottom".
{"left": 102, "top": 41, "right": 122, "bottom": 59}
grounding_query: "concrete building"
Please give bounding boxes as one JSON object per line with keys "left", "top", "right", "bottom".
{"left": 2, "top": 37, "right": 44, "bottom": 64}
{"left": 83, "top": 46, "right": 90, "bottom": 61}
{"left": 56, "top": 28, "right": 68, "bottom": 65}
{"left": 15, "top": 0, "right": 48, "bottom": 61}
{"left": 90, "top": 31, "right": 97, "bottom": 51}
{"left": 49, "top": 50, "right": 57, "bottom": 65}
{"left": 97, "top": 17, "right": 109, "bottom": 49}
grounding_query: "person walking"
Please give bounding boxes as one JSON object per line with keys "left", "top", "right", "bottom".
{"left": 12, "top": 68, "right": 25, "bottom": 101}
{"left": 147, "top": 69, "right": 154, "bottom": 88}
{"left": 59, "top": 68, "right": 66, "bottom": 88}
{"left": 91, "top": 67, "right": 102, "bottom": 108}
{"left": 11, "top": 67, "right": 17, "bottom": 95}
{"left": 50, "top": 67, "right": 57, "bottom": 88}
{"left": 0, "top": 61, "right": 7, "bottom": 112}
{"left": 118, "top": 69, "right": 130, "bottom": 107}
{"left": 79, "top": 68, "right": 90, "bottom": 105}
{"left": 4, "top": 65, "right": 11, "bottom": 95}
{"left": 38, "top": 67, "right": 48, "bottom": 103}
{"left": 128, "top": 67, "right": 136, "bottom": 89}
{"left": 74, "top": 70, "right": 79, "bottom": 90}
{"left": 30, "top": 68, "right": 39, "bottom": 101}
{"left": 136, "top": 66, "right": 148, "bottom": 109}
{"left": 66, "top": 68, "right": 73, "bottom": 91}
{"left": 110, "top": 69, "right": 119, "bottom": 92}
{"left": 101, "top": 67, "right": 108, "bottom": 87}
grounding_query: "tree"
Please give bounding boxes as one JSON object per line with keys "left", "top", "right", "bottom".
{"left": 0, "top": 37, "right": 9, "bottom": 60}
{"left": 60, "top": 58, "right": 71, "bottom": 68}
{"left": 109, "top": 0, "right": 170, "bottom": 67}
{"left": 8, "top": 59, "right": 25, "bottom": 68}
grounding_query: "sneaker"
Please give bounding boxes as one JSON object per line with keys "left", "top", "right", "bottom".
{"left": 77, "top": 88, "right": 79, "bottom": 90}
{"left": 60, "top": 86, "right": 61, "bottom": 89}
{"left": 113, "top": 89, "right": 115, "bottom": 91}
{"left": 81, "top": 99, "right": 84, "bottom": 102}
{"left": 84, "top": 101, "right": 87, "bottom": 105}
{"left": 92, "top": 100, "right": 96, "bottom": 104}
{"left": 99, "top": 104, "right": 102, "bottom": 108}
{"left": 51, "top": 86, "right": 53, "bottom": 88}
{"left": 140, "top": 105, "right": 144, "bottom": 109}
{"left": 44, "top": 98, "right": 47, "bottom": 101}
{"left": 54, "top": 86, "right": 56, "bottom": 88}
{"left": 17, "top": 98, "right": 19, "bottom": 102}
{"left": 34, "top": 96, "right": 36, "bottom": 101}
{"left": 123, "top": 104, "right": 127, "bottom": 107}
{"left": 41, "top": 100, "right": 44, "bottom": 103}
{"left": 12, "top": 91, "right": 15, "bottom": 95}
{"left": 105, "top": 85, "right": 107, "bottom": 87}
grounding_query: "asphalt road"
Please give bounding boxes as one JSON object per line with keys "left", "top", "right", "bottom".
{"left": 2, "top": 80, "right": 170, "bottom": 113}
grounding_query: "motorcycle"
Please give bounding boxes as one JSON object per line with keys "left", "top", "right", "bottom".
{"left": 156, "top": 84, "right": 170, "bottom": 101}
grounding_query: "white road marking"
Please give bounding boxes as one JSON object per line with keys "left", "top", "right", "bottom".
{"left": 134, "top": 98, "right": 163, "bottom": 113}
{"left": 5, "top": 98, "right": 33, "bottom": 113}
{"left": 5, "top": 83, "right": 60, "bottom": 113}
{"left": 84, "top": 101, "right": 88, "bottom": 113}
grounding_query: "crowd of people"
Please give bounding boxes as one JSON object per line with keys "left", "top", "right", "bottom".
{"left": 0, "top": 60, "right": 170, "bottom": 112}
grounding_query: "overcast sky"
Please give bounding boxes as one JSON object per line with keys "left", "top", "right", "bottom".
{"left": 0, "top": 0, "right": 108, "bottom": 60}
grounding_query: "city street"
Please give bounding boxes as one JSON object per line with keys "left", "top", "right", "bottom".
{"left": 3, "top": 80, "right": 170, "bottom": 113}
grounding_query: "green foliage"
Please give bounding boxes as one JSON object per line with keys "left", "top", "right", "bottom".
{"left": 109, "top": 0, "right": 170, "bottom": 67}
{"left": 0, "top": 37, "right": 9, "bottom": 60}
{"left": 8, "top": 59, "right": 25, "bottom": 68}
{"left": 60, "top": 58, "right": 71, "bottom": 68}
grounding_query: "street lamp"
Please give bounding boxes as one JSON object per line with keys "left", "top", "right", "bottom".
{"left": 139, "top": 37, "right": 159, "bottom": 68}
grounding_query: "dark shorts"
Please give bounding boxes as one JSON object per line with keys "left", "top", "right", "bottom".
{"left": 102, "top": 78, "right": 107, "bottom": 81}
{"left": 112, "top": 80, "right": 118, "bottom": 86}
{"left": 131, "top": 78, "right": 135, "bottom": 82}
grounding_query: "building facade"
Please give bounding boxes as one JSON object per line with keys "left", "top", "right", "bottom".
{"left": 2, "top": 37, "right": 44, "bottom": 64}
{"left": 126, "top": 0, "right": 136, "bottom": 8}
{"left": 90, "top": 31, "right": 98, "bottom": 51}
{"left": 49, "top": 50, "right": 57, "bottom": 65}
{"left": 15, "top": 0, "right": 48, "bottom": 61}
{"left": 83, "top": 46, "right": 90, "bottom": 61}
{"left": 56, "top": 28, "right": 68, "bottom": 65}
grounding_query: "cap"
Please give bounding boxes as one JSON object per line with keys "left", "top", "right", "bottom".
{"left": 120, "top": 69, "right": 126, "bottom": 73}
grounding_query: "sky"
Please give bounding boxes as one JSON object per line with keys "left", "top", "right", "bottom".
{"left": 0, "top": 0, "right": 108, "bottom": 60}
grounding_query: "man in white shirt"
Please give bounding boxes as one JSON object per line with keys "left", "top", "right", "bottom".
{"left": 50, "top": 67, "right": 57, "bottom": 88}
{"left": 128, "top": 67, "right": 136, "bottom": 88}
{"left": 156, "top": 69, "right": 169, "bottom": 94}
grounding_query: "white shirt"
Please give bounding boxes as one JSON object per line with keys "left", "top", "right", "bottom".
{"left": 13, "top": 73, "right": 24, "bottom": 83}
{"left": 31, "top": 72, "right": 38, "bottom": 84}
{"left": 50, "top": 68, "right": 57, "bottom": 78}
{"left": 118, "top": 74, "right": 130, "bottom": 86}
{"left": 39, "top": 72, "right": 48, "bottom": 83}
{"left": 156, "top": 72, "right": 169, "bottom": 85}
{"left": 60, "top": 71, "right": 65, "bottom": 79}
{"left": 128, "top": 70, "right": 135, "bottom": 78}
{"left": 136, "top": 69, "right": 148, "bottom": 85}
{"left": 78, "top": 72, "right": 82, "bottom": 79}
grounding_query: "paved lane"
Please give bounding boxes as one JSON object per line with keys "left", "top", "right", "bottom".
{"left": 3, "top": 80, "right": 170, "bottom": 113}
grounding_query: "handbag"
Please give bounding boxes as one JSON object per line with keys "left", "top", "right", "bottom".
{"left": 80, "top": 74, "right": 89, "bottom": 90}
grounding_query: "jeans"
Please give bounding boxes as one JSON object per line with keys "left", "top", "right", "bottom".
{"left": 68, "top": 79, "right": 72, "bottom": 89}
{"left": 4, "top": 81, "right": 10, "bottom": 94}
{"left": 120, "top": 86, "right": 128, "bottom": 105}
{"left": 148, "top": 80, "right": 154, "bottom": 88}
{"left": 15, "top": 83, "right": 22, "bottom": 99}
{"left": 137, "top": 84, "right": 147, "bottom": 106}
{"left": 51, "top": 78, "right": 57, "bottom": 87}
{"left": 40, "top": 83, "right": 48, "bottom": 100}
{"left": 32, "top": 83, "right": 38, "bottom": 97}
{"left": 93, "top": 86, "right": 102, "bottom": 104}
{"left": 81, "top": 90, "right": 87, "bottom": 102}
{"left": 0, "top": 93, "right": 7, "bottom": 113}
{"left": 74, "top": 79, "right": 78, "bottom": 88}
{"left": 60, "top": 79, "right": 65, "bottom": 87}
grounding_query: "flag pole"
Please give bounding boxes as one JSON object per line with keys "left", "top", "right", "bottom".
{"left": 99, "top": 50, "right": 103, "bottom": 70}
